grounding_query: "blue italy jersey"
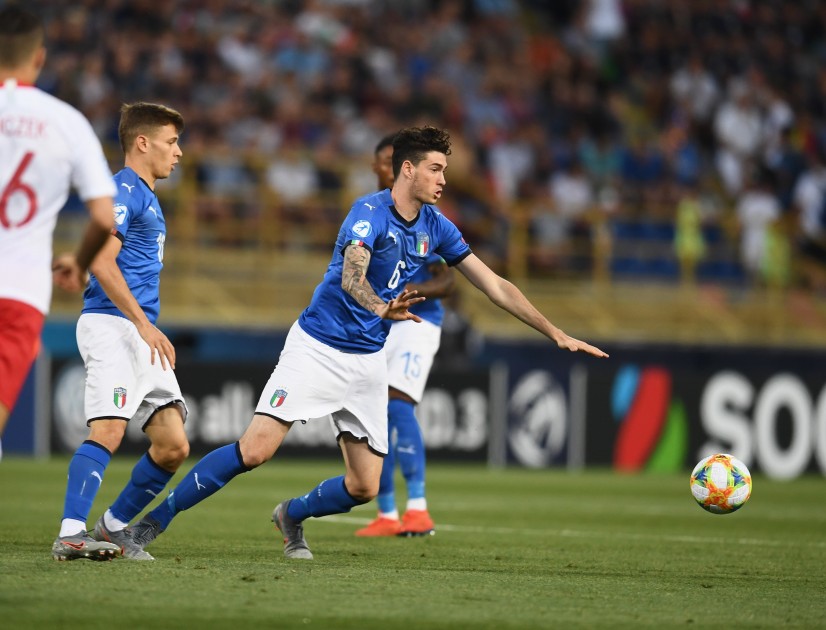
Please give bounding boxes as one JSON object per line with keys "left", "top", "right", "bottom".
{"left": 299, "top": 189, "right": 470, "bottom": 353}
{"left": 406, "top": 252, "right": 446, "bottom": 327}
{"left": 82, "top": 167, "right": 166, "bottom": 324}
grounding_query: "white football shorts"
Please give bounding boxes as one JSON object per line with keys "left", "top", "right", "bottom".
{"left": 255, "top": 321, "right": 389, "bottom": 454}
{"left": 385, "top": 319, "right": 441, "bottom": 403}
{"left": 77, "top": 313, "right": 187, "bottom": 428}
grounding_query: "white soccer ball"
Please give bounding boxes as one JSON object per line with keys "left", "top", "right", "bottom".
{"left": 689, "top": 453, "right": 752, "bottom": 514}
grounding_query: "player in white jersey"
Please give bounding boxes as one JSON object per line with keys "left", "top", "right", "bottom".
{"left": 356, "top": 134, "right": 455, "bottom": 537}
{"left": 51, "top": 102, "right": 186, "bottom": 562}
{"left": 126, "top": 126, "right": 608, "bottom": 562}
{"left": 0, "top": 6, "right": 114, "bottom": 460}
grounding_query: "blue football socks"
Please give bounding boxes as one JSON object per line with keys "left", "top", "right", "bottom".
{"left": 109, "top": 452, "right": 173, "bottom": 524}
{"left": 389, "top": 398, "right": 427, "bottom": 500}
{"left": 149, "top": 442, "right": 248, "bottom": 529}
{"left": 376, "top": 436, "right": 397, "bottom": 514}
{"left": 62, "top": 440, "right": 111, "bottom": 522}
{"left": 287, "top": 475, "right": 365, "bottom": 522}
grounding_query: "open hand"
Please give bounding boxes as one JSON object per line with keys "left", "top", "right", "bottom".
{"left": 136, "top": 321, "right": 177, "bottom": 370}
{"left": 554, "top": 331, "right": 609, "bottom": 358}
{"left": 376, "top": 289, "right": 426, "bottom": 322}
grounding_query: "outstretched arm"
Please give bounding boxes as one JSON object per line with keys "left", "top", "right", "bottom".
{"left": 455, "top": 253, "right": 608, "bottom": 358}
{"left": 341, "top": 244, "right": 425, "bottom": 321}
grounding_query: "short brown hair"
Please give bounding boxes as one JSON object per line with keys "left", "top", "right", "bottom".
{"left": 0, "top": 5, "right": 44, "bottom": 68}
{"left": 392, "top": 126, "right": 452, "bottom": 179}
{"left": 118, "top": 102, "right": 185, "bottom": 154}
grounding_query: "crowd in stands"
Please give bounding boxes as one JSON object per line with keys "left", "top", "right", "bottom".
{"left": 31, "top": 0, "right": 826, "bottom": 289}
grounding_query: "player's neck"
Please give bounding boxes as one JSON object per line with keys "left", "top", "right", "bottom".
{"left": 390, "top": 189, "right": 422, "bottom": 222}
{"left": 124, "top": 160, "right": 156, "bottom": 190}
{"left": 0, "top": 69, "right": 37, "bottom": 85}
{"left": 0, "top": 55, "right": 42, "bottom": 85}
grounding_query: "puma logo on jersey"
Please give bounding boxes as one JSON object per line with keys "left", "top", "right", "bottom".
{"left": 121, "top": 182, "right": 135, "bottom": 193}
{"left": 364, "top": 202, "right": 375, "bottom": 211}
{"left": 148, "top": 205, "right": 158, "bottom": 219}
{"left": 388, "top": 231, "right": 398, "bottom": 244}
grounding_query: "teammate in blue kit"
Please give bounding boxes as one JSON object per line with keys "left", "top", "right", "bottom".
{"left": 130, "top": 126, "right": 608, "bottom": 560}
{"left": 356, "top": 134, "right": 455, "bottom": 537}
{"left": 51, "top": 102, "right": 186, "bottom": 561}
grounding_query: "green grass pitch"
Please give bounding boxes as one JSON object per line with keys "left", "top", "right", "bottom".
{"left": 1, "top": 456, "right": 824, "bottom": 629}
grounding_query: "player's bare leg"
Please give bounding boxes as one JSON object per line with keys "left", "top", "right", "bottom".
{"left": 339, "top": 434, "right": 384, "bottom": 502}
{"left": 0, "top": 403, "right": 9, "bottom": 436}
{"left": 0, "top": 403, "right": 8, "bottom": 460}
{"left": 238, "top": 414, "right": 291, "bottom": 467}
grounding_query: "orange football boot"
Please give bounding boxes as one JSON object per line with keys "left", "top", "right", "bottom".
{"left": 355, "top": 516, "right": 402, "bottom": 537}
{"left": 398, "top": 509, "right": 435, "bottom": 537}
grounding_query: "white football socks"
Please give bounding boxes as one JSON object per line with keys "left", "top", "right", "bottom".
{"left": 104, "top": 509, "right": 129, "bottom": 532}
{"left": 59, "top": 518, "right": 86, "bottom": 538}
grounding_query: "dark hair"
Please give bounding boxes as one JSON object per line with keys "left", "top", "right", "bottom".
{"left": 0, "top": 4, "right": 44, "bottom": 68}
{"left": 118, "top": 102, "right": 185, "bottom": 154}
{"left": 374, "top": 133, "right": 397, "bottom": 156}
{"left": 391, "top": 126, "right": 452, "bottom": 178}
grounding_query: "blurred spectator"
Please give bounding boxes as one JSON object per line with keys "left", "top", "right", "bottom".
{"left": 264, "top": 136, "right": 321, "bottom": 246}
{"left": 663, "top": 121, "right": 702, "bottom": 187}
{"left": 584, "top": 0, "right": 626, "bottom": 46}
{"left": 673, "top": 184, "right": 706, "bottom": 284}
{"left": 619, "top": 132, "right": 666, "bottom": 215}
{"left": 487, "top": 125, "right": 535, "bottom": 202}
{"left": 669, "top": 55, "right": 719, "bottom": 150}
{"left": 792, "top": 146, "right": 826, "bottom": 290}
{"left": 714, "top": 81, "right": 764, "bottom": 196}
{"left": 579, "top": 132, "right": 621, "bottom": 190}
{"left": 736, "top": 169, "right": 782, "bottom": 282}
{"left": 550, "top": 158, "right": 594, "bottom": 222}
{"left": 761, "top": 220, "right": 792, "bottom": 290}
{"left": 765, "top": 126, "right": 806, "bottom": 213}
{"left": 20, "top": 0, "right": 826, "bottom": 288}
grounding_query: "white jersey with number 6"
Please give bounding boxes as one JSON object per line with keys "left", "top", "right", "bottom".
{"left": 0, "top": 78, "right": 115, "bottom": 314}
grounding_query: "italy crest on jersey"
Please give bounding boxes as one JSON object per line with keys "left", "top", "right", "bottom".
{"left": 416, "top": 232, "right": 430, "bottom": 256}
{"left": 113, "top": 387, "right": 127, "bottom": 409}
{"left": 270, "top": 388, "right": 288, "bottom": 408}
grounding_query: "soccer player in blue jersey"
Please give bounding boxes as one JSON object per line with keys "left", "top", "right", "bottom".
{"left": 356, "top": 134, "right": 455, "bottom": 537}
{"left": 51, "top": 102, "right": 186, "bottom": 562}
{"left": 130, "top": 126, "right": 607, "bottom": 560}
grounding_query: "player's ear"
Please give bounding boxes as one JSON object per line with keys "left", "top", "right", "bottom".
{"left": 33, "top": 46, "right": 46, "bottom": 73}
{"left": 135, "top": 134, "right": 149, "bottom": 153}
{"left": 403, "top": 160, "right": 414, "bottom": 179}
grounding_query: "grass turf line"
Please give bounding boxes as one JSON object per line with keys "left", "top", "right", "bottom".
{"left": 1, "top": 457, "right": 824, "bottom": 629}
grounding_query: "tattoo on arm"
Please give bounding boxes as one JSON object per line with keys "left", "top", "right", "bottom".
{"left": 341, "top": 245, "right": 385, "bottom": 314}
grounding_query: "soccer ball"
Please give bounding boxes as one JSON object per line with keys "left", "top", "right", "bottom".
{"left": 689, "top": 453, "right": 752, "bottom": 514}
